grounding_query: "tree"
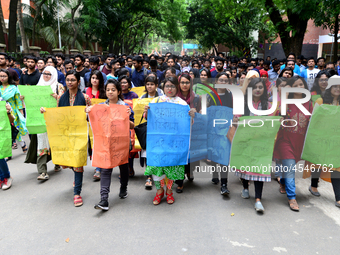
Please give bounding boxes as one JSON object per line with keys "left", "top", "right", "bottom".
{"left": 185, "top": 0, "right": 275, "bottom": 56}
{"left": 80, "top": 0, "right": 187, "bottom": 54}
{"left": 8, "top": 0, "right": 18, "bottom": 52}
{"left": 18, "top": 1, "right": 29, "bottom": 53}
{"left": 0, "top": 2, "right": 6, "bottom": 44}
{"left": 30, "top": 0, "right": 48, "bottom": 46}
{"left": 314, "top": 1, "right": 340, "bottom": 62}
{"left": 263, "top": 0, "right": 319, "bottom": 56}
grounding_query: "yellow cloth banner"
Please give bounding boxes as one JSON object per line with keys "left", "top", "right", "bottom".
{"left": 132, "top": 98, "right": 153, "bottom": 125}
{"left": 91, "top": 98, "right": 106, "bottom": 105}
{"left": 131, "top": 87, "right": 146, "bottom": 98}
{"left": 132, "top": 98, "right": 153, "bottom": 149}
{"left": 44, "top": 106, "right": 88, "bottom": 167}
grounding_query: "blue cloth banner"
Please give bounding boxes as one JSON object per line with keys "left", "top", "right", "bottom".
{"left": 207, "top": 106, "right": 233, "bottom": 165}
{"left": 147, "top": 102, "right": 191, "bottom": 167}
{"left": 183, "top": 44, "right": 199, "bottom": 49}
{"left": 189, "top": 113, "right": 208, "bottom": 163}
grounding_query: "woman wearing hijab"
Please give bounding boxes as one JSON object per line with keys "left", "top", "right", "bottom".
{"left": 25, "top": 66, "right": 65, "bottom": 180}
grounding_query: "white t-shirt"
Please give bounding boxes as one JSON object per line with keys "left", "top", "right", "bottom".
{"left": 306, "top": 68, "right": 320, "bottom": 90}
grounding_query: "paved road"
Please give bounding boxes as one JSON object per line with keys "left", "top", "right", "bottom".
{"left": 2, "top": 136, "right": 340, "bottom": 255}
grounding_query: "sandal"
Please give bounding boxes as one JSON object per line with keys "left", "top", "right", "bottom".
{"left": 21, "top": 142, "right": 28, "bottom": 153}
{"left": 279, "top": 183, "right": 286, "bottom": 194}
{"left": 145, "top": 178, "right": 153, "bottom": 190}
{"left": 166, "top": 191, "right": 175, "bottom": 204}
{"left": 129, "top": 167, "right": 135, "bottom": 177}
{"left": 176, "top": 186, "right": 183, "bottom": 193}
{"left": 288, "top": 199, "right": 299, "bottom": 211}
{"left": 12, "top": 142, "right": 17, "bottom": 149}
{"left": 74, "top": 195, "right": 83, "bottom": 207}
{"left": 153, "top": 190, "right": 164, "bottom": 205}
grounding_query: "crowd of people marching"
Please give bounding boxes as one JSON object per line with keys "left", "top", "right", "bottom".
{"left": 0, "top": 50, "right": 340, "bottom": 213}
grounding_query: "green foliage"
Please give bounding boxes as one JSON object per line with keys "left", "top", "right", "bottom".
{"left": 80, "top": 0, "right": 188, "bottom": 54}
{"left": 184, "top": 0, "right": 276, "bottom": 55}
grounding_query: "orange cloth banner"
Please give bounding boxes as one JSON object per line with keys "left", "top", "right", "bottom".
{"left": 89, "top": 104, "right": 130, "bottom": 169}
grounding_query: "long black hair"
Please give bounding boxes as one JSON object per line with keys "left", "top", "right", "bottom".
{"left": 323, "top": 82, "right": 340, "bottom": 105}
{"left": 244, "top": 78, "right": 268, "bottom": 116}
{"left": 310, "top": 70, "right": 331, "bottom": 95}
{"left": 287, "top": 76, "right": 309, "bottom": 99}
{"left": 89, "top": 70, "right": 106, "bottom": 99}
{"left": 105, "top": 79, "right": 124, "bottom": 101}
{"left": 0, "top": 68, "right": 15, "bottom": 85}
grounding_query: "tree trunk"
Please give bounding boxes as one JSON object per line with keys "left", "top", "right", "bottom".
{"left": 8, "top": 0, "right": 18, "bottom": 52}
{"left": 333, "top": 14, "right": 339, "bottom": 63}
{"left": 109, "top": 40, "right": 114, "bottom": 53}
{"left": 17, "top": 1, "right": 29, "bottom": 53}
{"left": 70, "top": 0, "right": 81, "bottom": 49}
{"left": 280, "top": 19, "right": 308, "bottom": 57}
{"left": 31, "top": 0, "right": 47, "bottom": 46}
{"left": 265, "top": 0, "right": 308, "bottom": 57}
{"left": 0, "top": 2, "right": 6, "bottom": 44}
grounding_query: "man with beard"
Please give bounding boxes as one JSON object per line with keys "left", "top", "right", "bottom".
{"left": 211, "top": 57, "right": 225, "bottom": 78}
{"left": 0, "top": 53, "right": 19, "bottom": 85}
{"left": 19, "top": 55, "right": 41, "bottom": 85}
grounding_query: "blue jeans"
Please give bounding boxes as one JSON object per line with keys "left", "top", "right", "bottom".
{"left": 0, "top": 158, "right": 10, "bottom": 181}
{"left": 280, "top": 159, "right": 296, "bottom": 200}
{"left": 73, "top": 171, "right": 83, "bottom": 196}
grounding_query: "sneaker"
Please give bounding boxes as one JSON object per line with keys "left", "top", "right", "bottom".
{"left": 2, "top": 177, "right": 13, "bottom": 190}
{"left": 255, "top": 201, "right": 265, "bottom": 212}
{"left": 37, "top": 173, "right": 49, "bottom": 181}
{"left": 93, "top": 171, "right": 101, "bottom": 181}
{"left": 221, "top": 184, "right": 230, "bottom": 195}
{"left": 241, "top": 189, "right": 250, "bottom": 199}
{"left": 212, "top": 178, "right": 219, "bottom": 185}
{"left": 119, "top": 187, "right": 128, "bottom": 199}
{"left": 94, "top": 200, "right": 109, "bottom": 211}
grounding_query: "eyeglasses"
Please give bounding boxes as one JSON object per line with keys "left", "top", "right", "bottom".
{"left": 319, "top": 79, "right": 328, "bottom": 82}
{"left": 180, "top": 82, "right": 190, "bottom": 85}
{"left": 218, "top": 79, "right": 229, "bottom": 83}
{"left": 42, "top": 73, "right": 52, "bottom": 76}
{"left": 165, "top": 85, "right": 176, "bottom": 89}
{"left": 66, "top": 79, "right": 77, "bottom": 83}
{"left": 0, "top": 75, "right": 8, "bottom": 78}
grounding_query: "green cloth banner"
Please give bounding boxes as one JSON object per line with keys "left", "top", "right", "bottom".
{"left": 229, "top": 116, "right": 281, "bottom": 174}
{"left": 302, "top": 104, "right": 340, "bottom": 168}
{"left": 0, "top": 101, "right": 12, "bottom": 159}
{"left": 18, "top": 85, "right": 57, "bottom": 134}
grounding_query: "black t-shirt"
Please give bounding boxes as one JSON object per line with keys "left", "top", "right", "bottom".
{"left": 76, "top": 68, "right": 90, "bottom": 78}
{"left": 19, "top": 69, "right": 41, "bottom": 85}
{"left": 207, "top": 90, "right": 233, "bottom": 108}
